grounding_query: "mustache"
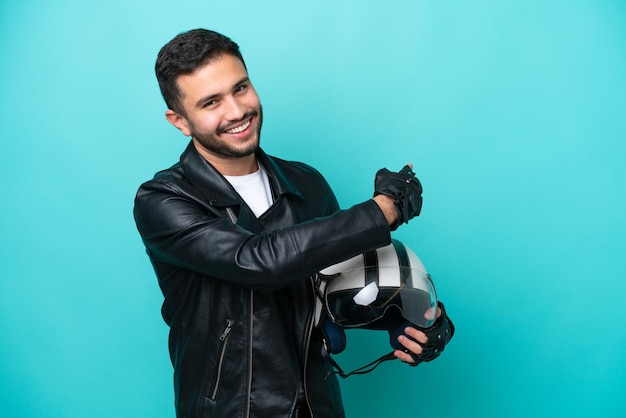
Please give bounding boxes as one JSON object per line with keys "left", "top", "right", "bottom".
{"left": 218, "top": 110, "right": 259, "bottom": 134}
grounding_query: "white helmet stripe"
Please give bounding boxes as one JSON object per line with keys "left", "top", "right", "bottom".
{"left": 375, "top": 242, "right": 401, "bottom": 286}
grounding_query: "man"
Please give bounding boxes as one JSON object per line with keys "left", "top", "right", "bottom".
{"left": 134, "top": 28, "right": 450, "bottom": 418}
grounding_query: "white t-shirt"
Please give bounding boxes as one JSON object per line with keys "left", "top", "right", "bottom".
{"left": 223, "top": 164, "right": 273, "bottom": 218}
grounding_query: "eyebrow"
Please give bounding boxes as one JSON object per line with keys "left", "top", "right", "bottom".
{"left": 194, "top": 76, "right": 251, "bottom": 108}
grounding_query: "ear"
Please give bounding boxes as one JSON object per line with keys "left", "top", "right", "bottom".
{"left": 165, "top": 109, "right": 192, "bottom": 137}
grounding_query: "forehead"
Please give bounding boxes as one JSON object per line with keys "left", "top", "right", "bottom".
{"left": 176, "top": 54, "right": 249, "bottom": 102}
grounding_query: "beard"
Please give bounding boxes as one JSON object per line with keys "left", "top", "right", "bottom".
{"left": 191, "top": 105, "right": 263, "bottom": 159}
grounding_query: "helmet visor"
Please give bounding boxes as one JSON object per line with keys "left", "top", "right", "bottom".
{"left": 325, "top": 266, "right": 438, "bottom": 329}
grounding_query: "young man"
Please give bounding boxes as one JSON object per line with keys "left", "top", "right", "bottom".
{"left": 134, "top": 28, "right": 448, "bottom": 418}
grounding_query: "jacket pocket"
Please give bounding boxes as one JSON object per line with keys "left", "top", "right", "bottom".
{"left": 208, "top": 319, "right": 233, "bottom": 401}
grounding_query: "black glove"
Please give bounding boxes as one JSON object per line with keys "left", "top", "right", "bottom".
{"left": 409, "top": 302, "right": 455, "bottom": 366}
{"left": 374, "top": 165, "right": 423, "bottom": 230}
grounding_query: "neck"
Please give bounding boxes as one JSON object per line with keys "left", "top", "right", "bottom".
{"left": 215, "top": 155, "right": 259, "bottom": 176}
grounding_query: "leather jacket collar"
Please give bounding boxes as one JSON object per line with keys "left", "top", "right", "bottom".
{"left": 179, "top": 141, "right": 304, "bottom": 208}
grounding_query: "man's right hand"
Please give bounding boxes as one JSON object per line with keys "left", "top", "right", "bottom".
{"left": 373, "top": 164, "right": 423, "bottom": 230}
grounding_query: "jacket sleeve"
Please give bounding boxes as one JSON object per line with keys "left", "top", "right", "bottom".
{"left": 133, "top": 178, "right": 391, "bottom": 291}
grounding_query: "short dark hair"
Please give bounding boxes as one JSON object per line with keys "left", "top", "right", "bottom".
{"left": 155, "top": 29, "right": 246, "bottom": 115}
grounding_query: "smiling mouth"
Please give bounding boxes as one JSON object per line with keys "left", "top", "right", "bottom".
{"left": 224, "top": 119, "right": 251, "bottom": 134}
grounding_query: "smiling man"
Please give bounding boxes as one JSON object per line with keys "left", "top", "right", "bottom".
{"left": 134, "top": 29, "right": 442, "bottom": 418}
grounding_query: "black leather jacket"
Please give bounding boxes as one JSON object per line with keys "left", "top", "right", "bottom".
{"left": 134, "top": 142, "right": 391, "bottom": 417}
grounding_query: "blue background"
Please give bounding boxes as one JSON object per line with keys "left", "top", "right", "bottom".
{"left": 1, "top": 1, "right": 625, "bottom": 417}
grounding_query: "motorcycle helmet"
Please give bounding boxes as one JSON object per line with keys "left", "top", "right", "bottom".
{"left": 313, "top": 239, "right": 438, "bottom": 376}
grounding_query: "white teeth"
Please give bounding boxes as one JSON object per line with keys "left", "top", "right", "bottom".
{"left": 226, "top": 120, "right": 251, "bottom": 134}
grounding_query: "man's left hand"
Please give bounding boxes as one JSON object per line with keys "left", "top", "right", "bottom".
{"left": 394, "top": 302, "right": 455, "bottom": 365}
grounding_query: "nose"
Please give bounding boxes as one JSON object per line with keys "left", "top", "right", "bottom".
{"left": 223, "top": 96, "right": 246, "bottom": 121}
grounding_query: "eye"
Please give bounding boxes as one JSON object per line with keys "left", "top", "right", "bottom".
{"left": 235, "top": 83, "right": 248, "bottom": 93}
{"left": 203, "top": 99, "right": 217, "bottom": 108}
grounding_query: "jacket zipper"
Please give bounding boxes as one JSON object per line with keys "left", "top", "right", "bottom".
{"left": 224, "top": 205, "right": 252, "bottom": 417}
{"left": 225, "top": 207, "right": 237, "bottom": 223}
{"left": 210, "top": 319, "right": 233, "bottom": 401}
{"left": 301, "top": 277, "right": 316, "bottom": 417}
{"left": 245, "top": 289, "right": 254, "bottom": 418}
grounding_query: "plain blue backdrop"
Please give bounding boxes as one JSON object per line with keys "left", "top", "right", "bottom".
{"left": 1, "top": 0, "right": 625, "bottom": 417}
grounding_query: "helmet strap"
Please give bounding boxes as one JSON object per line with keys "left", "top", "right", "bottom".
{"left": 321, "top": 341, "right": 397, "bottom": 379}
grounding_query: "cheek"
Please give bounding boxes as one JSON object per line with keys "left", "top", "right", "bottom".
{"left": 192, "top": 114, "right": 222, "bottom": 133}
{"left": 247, "top": 89, "right": 261, "bottom": 109}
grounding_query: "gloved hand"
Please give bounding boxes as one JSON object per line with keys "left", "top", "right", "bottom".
{"left": 374, "top": 165, "right": 423, "bottom": 230}
{"left": 409, "top": 302, "right": 455, "bottom": 365}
